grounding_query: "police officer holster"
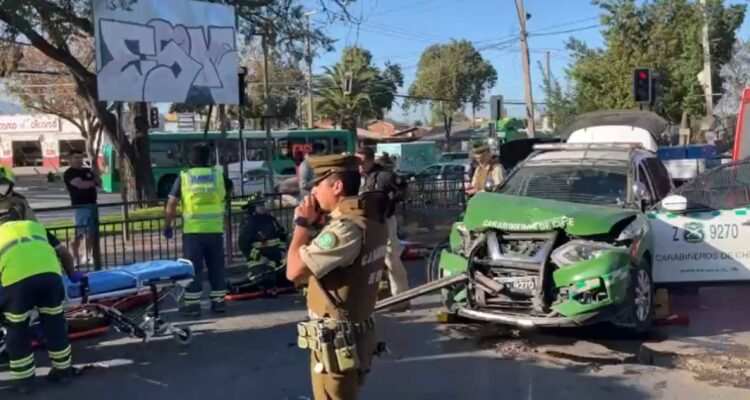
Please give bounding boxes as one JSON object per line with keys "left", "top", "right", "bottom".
{"left": 296, "top": 278, "right": 374, "bottom": 375}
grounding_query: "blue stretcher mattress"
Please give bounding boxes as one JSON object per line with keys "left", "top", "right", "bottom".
{"left": 0, "top": 260, "right": 194, "bottom": 300}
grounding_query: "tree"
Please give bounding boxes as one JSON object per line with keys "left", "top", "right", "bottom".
{"left": 317, "top": 63, "right": 381, "bottom": 131}
{"left": 6, "top": 38, "right": 104, "bottom": 171}
{"left": 235, "top": 43, "right": 305, "bottom": 128}
{"left": 0, "top": 0, "right": 355, "bottom": 201}
{"left": 716, "top": 40, "right": 750, "bottom": 118}
{"left": 538, "top": 62, "right": 578, "bottom": 128}
{"left": 407, "top": 40, "right": 497, "bottom": 137}
{"left": 565, "top": 0, "right": 745, "bottom": 122}
{"left": 316, "top": 46, "right": 401, "bottom": 130}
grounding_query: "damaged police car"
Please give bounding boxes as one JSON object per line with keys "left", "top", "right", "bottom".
{"left": 436, "top": 111, "right": 690, "bottom": 332}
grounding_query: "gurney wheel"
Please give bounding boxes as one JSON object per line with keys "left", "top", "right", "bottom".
{"left": 174, "top": 327, "right": 192, "bottom": 346}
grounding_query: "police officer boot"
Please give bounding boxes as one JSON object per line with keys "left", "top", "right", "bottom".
{"left": 13, "top": 377, "right": 35, "bottom": 394}
{"left": 47, "top": 367, "right": 73, "bottom": 384}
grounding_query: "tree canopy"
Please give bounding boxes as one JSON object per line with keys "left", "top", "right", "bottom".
{"left": 558, "top": 0, "right": 745, "bottom": 123}
{"left": 316, "top": 46, "right": 403, "bottom": 130}
{"left": 406, "top": 40, "right": 497, "bottom": 136}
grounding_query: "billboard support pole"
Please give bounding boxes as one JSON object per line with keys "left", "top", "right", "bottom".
{"left": 117, "top": 102, "right": 131, "bottom": 241}
{"left": 219, "top": 104, "right": 233, "bottom": 264}
{"left": 262, "top": 31, "right": 275, "bottom": 194}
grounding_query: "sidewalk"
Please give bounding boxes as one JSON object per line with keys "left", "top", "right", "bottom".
{"left": 641, "top": 286, "right": 750, "bottom": 387}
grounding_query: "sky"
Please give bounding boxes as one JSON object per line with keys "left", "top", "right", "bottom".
{"left": 306, "top": 0, "right": 750, "bottom": 123}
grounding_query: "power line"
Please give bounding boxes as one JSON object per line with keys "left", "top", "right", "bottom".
{"left": 528, "top": 24, "right": 602, "bottom": 38}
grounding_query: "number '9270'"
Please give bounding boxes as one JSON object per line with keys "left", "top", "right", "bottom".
{"left": 672, "top": 223, "right": 739, "bottom": 242}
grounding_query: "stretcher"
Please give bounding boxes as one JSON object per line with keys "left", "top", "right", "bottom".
{"left": 0, "top": 259, "right": 195, "bottom": 364}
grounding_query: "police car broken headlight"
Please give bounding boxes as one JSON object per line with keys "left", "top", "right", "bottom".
{"left": 615, "top": 215, "right": 646, "bottom": 242}
{"left": 453, "top": 223, "right": 484, "bottom": 257}
{"left": 551, "top": 240, "right": 626, "bottom": 267}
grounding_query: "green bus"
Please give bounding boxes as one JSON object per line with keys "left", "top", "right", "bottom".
{"left": 101, "top": 129, "right": 357, "bottom": 197}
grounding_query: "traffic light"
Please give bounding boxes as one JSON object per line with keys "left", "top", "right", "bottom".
{"left": 490, "top": 95, "right": 504, "bottom": 121}
{"left": 149, "top": 107, "right": 159, "bottom": 128}
{"left": 633, "top": 68, "right": 653, "bottom": 105}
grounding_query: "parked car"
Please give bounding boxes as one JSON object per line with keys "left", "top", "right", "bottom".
{"left": 227, "top": 161, "right": 291, "bottom": 195}
{"left": 437, "top": 152, "right": 469, "bottom": 163}
{"left": 413, "top": 162, "right": 470, "bottom": 182}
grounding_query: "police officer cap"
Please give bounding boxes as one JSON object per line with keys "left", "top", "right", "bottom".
{"left": 472, "top": 141, "right": 490, "bottom": 156}
{"left": 308, "top": 154, "right": 360, "bottom": 187}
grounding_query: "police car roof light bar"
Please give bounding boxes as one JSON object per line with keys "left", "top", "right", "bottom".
{"left": 532, "top": 142, "right": 644, "bottom": 152}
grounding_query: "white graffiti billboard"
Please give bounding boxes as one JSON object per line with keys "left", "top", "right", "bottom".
{"left": 94, "top": 0, "right": 240, "bottom": 105}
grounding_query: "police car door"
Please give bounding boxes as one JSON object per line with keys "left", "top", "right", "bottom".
{"left": 649, "top": 159, "right": 750, "bottom": 284}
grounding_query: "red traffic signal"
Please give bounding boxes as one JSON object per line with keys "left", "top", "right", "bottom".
{"left": 633, "top": 68, "right": 653, "bottom": 104}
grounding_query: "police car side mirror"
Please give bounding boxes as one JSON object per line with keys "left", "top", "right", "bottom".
{"left": 661, "top": 195, "right": 688, "bottom": 213}
{"left": 632, "top": 182, "right": 651, "bottom": 203}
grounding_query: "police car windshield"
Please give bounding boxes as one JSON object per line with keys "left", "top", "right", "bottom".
{"left": 496, "top": 165, "right": 628, "bottom": 207}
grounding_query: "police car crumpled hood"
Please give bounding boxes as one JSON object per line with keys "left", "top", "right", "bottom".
{"left": 461, "top": 192, "right": 638, "bottom": 237}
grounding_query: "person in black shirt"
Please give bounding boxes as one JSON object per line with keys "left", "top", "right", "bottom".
{"left": 357, "top": 147, "right": 410, "bottom": 311}
{"left": 63, "top": 151, "right": 101, "bottom": 266}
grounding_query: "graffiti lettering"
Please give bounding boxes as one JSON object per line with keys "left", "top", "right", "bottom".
{"left": 97, "top": 18, "right": 238, "bottom": 104}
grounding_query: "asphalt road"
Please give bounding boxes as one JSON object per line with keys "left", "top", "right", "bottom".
{"left": 1, "top": 261, "right": 749, "bottom": 399}
{"left": 24, "top": 189, "right": 128, "bottom": 223}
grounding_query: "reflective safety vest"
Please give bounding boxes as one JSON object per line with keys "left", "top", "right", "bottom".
{"left": 180, "top": 168, "right": 226, "bottom": 234}
{"left": 0, "top": 220, "right": 60, "bottom": 287}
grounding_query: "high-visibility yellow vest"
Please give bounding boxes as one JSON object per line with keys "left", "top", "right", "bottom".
{"left": 180, "top": 168, "right": 225, "bottom": 234}
{"left": 0, "top": 220, "right": 60, "bottom": 287}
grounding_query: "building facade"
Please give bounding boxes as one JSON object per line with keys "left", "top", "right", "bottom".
{"left": 0, "top": 113, "right": 89, "bottom": 168}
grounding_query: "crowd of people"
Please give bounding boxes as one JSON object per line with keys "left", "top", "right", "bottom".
{"left": 1, "top": 141, "right": 503, "bottom": 398}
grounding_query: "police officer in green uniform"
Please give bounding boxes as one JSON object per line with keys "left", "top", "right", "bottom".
{"left": 0, "top": 165, "right": 81, "bottom": 394}
{"left": 165, "top": 144, "right": 233, "bottom": 316}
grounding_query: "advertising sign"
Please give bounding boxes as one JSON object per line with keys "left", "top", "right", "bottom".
{"left": 94, "top": 0, "right": 239, "bottom": 105}
{"left": 650, "top": 209, "right": 750, "bottom": 283}
{"left": 0, "top": 115, "right": 60, "bottom": 133}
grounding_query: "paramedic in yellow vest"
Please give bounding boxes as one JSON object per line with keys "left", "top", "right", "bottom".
{"left": 287, "top": 154, "right": 389, "bottom": 400}
{"left": 0, "top": 166, "right": 81, "bottom": 394}
{"left": 466, "top": 141, "right": 505, "bottom": 195}
{"left": 165, "top": 144, "right": 233, "bottom": 316}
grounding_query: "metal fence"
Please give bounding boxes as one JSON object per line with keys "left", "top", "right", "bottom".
{"left": 36, "top": 178, "right": 466, "bottom": 271}
{"left": 673, "top": 158, "right": 750, "bottom": 210}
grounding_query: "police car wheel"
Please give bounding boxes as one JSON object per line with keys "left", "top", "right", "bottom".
{"left": 426, "top": 239, "right": 450, "bottom": 282}
{"left": 619, "top": 261, "right": 654, "bottom": 334}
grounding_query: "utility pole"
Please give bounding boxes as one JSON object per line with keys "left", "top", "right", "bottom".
{"left": 700, "top": 0, "right": 714, "bottom": 119}
{"left": 261, "top": 30, "right": 275, "bottom": 192}
{"left": 305, "top": 10, "right": 318, "bottom": 128}
{"left": 514, "top": 0, "right": 535, "bottom": 138}
{"left": 545, "top": 51, "right": 551, "bottom": 83}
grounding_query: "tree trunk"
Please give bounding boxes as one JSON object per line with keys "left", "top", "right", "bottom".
{"left": 129, "top": 102, "right": 156, "bottom": 203}
{"left": 443, "top": 112, "right": 452, "bottom": 140}
{"left": 84, "top": 128, "right": 101, "bottom": 174}
{"left": 73, "top": 74, "right": 155, "bottom": 204}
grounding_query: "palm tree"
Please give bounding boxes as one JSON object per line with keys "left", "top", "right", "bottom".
{"left": 316, "top": 63, "right": 387, "bottom": 132}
